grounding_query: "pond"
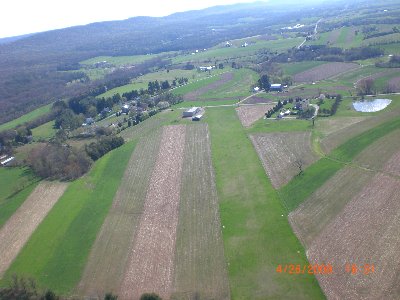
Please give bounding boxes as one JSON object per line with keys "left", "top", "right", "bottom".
{"left": 353, "top": 98, "right": 392, "bottom": 112}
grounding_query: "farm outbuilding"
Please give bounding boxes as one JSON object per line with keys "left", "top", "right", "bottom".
{"left": 1, "top": 156, "right": 14, "bottom": 166}
{"left": 192, "top": 114, "right": 203, "bottom": 121}
{"left": 270, "top": 84, "right": 283, "bottom": 92}
{"left": 183, "top": 107, "right": 200, "bottom": 117}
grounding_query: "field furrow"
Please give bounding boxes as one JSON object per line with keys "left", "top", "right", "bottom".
{"left": 171, "top": 124, "right": 230, "bottom": 300}
{"left": 236, "top": 104, "right": 274, "bottom": 127}
{"left": 353, "top": 129, "right": 400, "bottom": 173}
{"left": 308, "top": 173, "right": 400, "bottom": 299}
{"left": 120, "top": 125, "right": 186, "bottom": 300}
{"left": 321, "top": 107, "right": 400, "bottom": 154}
{"left": 293, "top": 62, "right": 359, "bottom": 83}
{"left": 0, "top": 181, "right": 67, "bottom": 278}
{"left": 250, "top": 131, "right": 319, "bottom": 188}
{"left": 289, "top": 166, "right": 373, "bottom": 248}
{"left": 77, "top": 130, "right": 162, "bottom": 297}
{"left": 183, "top": 73, "right": 233, "bottom": 101}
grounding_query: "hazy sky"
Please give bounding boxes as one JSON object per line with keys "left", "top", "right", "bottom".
{"left": 0, "top": 0, "right": 267, "bottom": 38}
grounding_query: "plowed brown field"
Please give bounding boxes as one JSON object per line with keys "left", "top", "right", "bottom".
{"left": 250, "top": 132, "right": 319, "bottom": 188}
{"left": 293, "top": 62, "right": 359, "bottom": 83}
{"left": 289, "top": 166, "right": 372, "bottom": 248}
{"left": 171, "top": 124, "right": 230, "bottom": 299}
{"left": 236, "top": 104, "right": 274, "bottom": 127}
{"left": 0, "top": 181, "right": 67, "bottom": 277}
{"left": 183, "top": 73, "right": 233, "bottom": 101}
{"left": 308, "top": 173, "right": 400, "bottom": 299}
{"left": 120, "top": 125, "right": 186, "bottom": 300}
{"left": 78, "top": 130, "right": 162, "bottom": 297}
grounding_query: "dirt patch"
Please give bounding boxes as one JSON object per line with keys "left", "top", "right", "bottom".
{"left": 78, "top": 130, "right": 162, "bottom": 297}
{"left": 328, "top": 29, "right": 341, "bottom": 45}
{"left": 384, "top": 151, "right": 400, "bottom": 177}
{"left": 242, "top": 96, "right": 274, "bottom": 104}
{"left": 294, "top": 62, "right": 359, "bottom": 83}
{"left": 120, "top": 125, "right": 186, "bottom": 300}
{"left": 0, "top": 181, "right": 67, "bottom": 277}
{"left": 171, "top": 124, "right": 230, "bottom": 299}
{"left": 250, "top": 132, "right": 319, "bottom": 188}
{"left": 345, "top": 28, "right": 356, "bottom": 44}
{"left": 183, "top": 73, "right": 234, "bottom": 101}
{"left": 307, "top": 173, "right": 400, "bottom": 299}
{"left": 236, "top": 104, "right": 274, "bottom": 127}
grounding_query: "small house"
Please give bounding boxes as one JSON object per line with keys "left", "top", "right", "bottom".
{"left": 253, "top": 87, "right": 260, "bottom": 92}
{"left": 270, "top": 84, "right": 283, "bottom": 92}
{"left": 122, "top": 104, "right": 130, "bottom": 114}
{"left": 294, "top": 99, "right": 309, "bottom": 111}
{"left": 85, "top": 117, "right": 94, "bottom": 125}
{"left": 183, "top": 107, "right": 200, "bottom": 117}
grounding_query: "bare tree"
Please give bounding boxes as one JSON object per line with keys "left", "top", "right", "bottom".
{"left": 294, "top": 159, "right": 304, "bottom": 176}
{"left": 356, "top": 78, "right": 375, "bottom": 95}
{"left": 383, "top": 82, "right": 397, "bottom": 94}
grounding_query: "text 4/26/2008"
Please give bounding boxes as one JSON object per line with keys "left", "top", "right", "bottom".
{"left": 276, "top": 264, "right": 375, "bottom": 275}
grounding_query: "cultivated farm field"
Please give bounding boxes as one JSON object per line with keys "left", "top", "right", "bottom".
{"left": 308, "top": 173, "right": 400, "bottom": 299}
{"left": 0, "top": 181, "right": 67, "bottom": 277}
{"left": 120, "top": 125, "right": 186, "bottom": 299}
{"left": 236, "top": 103, "right": 274, "bottom": 127}
{"left": 78, "top": 130, "right": 162, "bottom": 297}
{"left": 250, "top": 131, "right": 319, "bottom": 188}
{"left": 293, "top": 62, "right": 360, "bottom": 83}
{"left": 183, "top": 72, "right": 234, "bottom": 101}
{"left": 172, "top": 124, "right": 230, "bottom": 299}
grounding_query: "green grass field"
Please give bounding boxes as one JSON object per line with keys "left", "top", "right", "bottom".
{"left": 280, "top": 61, "right": 328, "bottom": 76}
{"left": 205, "top": 107, "right": 324, "bottom": 299}
{"left": 199, "top": 68, "right": 258, "bottom": 99}
{"left": 80, "top": 53, "right": 175, "bottom": 66}
{"left": 172, "top": 72, "right": 228, "bottom": 96}
{"left": 279, "top": 158, "right": 343, "bottom": 212}
{"left": 174, "top": 99, "right": 238, "bottom": 108}
{"left": 98, "top": 68, "right": 227, "bottom": 98}
{"left": 172, "top": 37, "right": 303, "bottom": 64}
{"left": 329, "top": 116, "right": 400, "bottom": 162}
{"left": 32, "top": 121, "right": 56, "bottom": 140}
{"left": 0, "top": 104, "right": 52, "bottom": 132}
{"left": 280, "top": 108, "right": 400, "bottom": 212}
{"left": 0, "top": 167, "right": 39, "bottom": 229}
{"left": 1, "top": 141, "right": 136, "bottom": 294}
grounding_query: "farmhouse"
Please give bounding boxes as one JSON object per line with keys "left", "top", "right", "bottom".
{"left": 270, "top": 84, "right": 283, "bottom": 92}
{"left": 294, "top": 99, "right": 310, "bottom": 110}
{"left": 183, "top": 107, "right": 200, "bottom": 117}
{"left": 198, "top": 66, "right": 214, "bottom": 71}
{"left": 122, "top": 104, "right": 130, "bottom": 114}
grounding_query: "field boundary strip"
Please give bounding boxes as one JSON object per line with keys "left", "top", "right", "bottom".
{"left": 0, "top": 181, "right": 68, "bottom": 278}
{"left": 172, "top": 124, "right": 230, "bottom": 299}
{"left": 120, "top": 125, "right": 186, "bottom": 299}
{"left": 77, "top": 130, "right": 163, "bottom": 297}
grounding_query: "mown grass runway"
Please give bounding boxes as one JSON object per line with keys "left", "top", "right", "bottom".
{"left": 206, "top": 107, "right": 324, "bottom": 299}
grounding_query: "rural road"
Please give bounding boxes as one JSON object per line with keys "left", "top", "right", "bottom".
{"left": 298, "top": 18, "right": 323, "bottom": 49}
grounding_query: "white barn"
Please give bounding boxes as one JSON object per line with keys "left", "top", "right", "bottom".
{"left": 183, "top": 107, "right": 200, "bottom": 117}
